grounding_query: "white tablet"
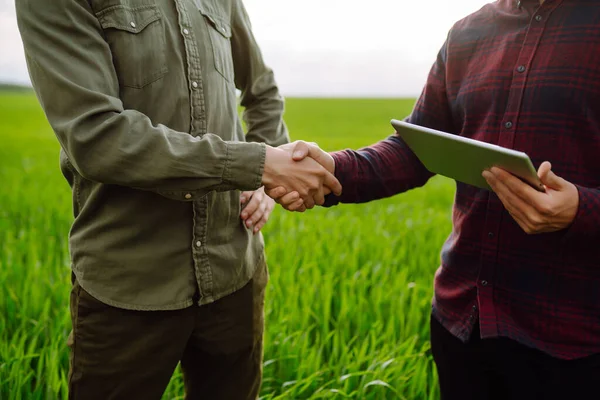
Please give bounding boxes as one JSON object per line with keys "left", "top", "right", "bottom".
{"left": 391, "top": 119, "right": 545, "bottom": 192}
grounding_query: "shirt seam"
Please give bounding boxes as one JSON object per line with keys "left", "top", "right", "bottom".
{"left": 222, "top": 143, "right": 232, "bottom": 185}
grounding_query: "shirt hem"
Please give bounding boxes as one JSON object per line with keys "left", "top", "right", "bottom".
{"left": 75, "top": 277, "right": 195, "bottom": 311}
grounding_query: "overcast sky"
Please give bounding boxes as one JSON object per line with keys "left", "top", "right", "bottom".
{"left": 0, "top": 0, "right": 490, "bottom": 97}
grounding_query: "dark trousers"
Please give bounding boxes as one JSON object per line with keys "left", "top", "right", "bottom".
{"left": 67, "top": 261, "right": 268, "bottom": 400}
{"left": 430, "top": 315, "right": 599, "bottom": 400}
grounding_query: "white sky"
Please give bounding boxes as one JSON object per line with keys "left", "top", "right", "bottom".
{"left": 0, "top": 0, "right": 490, "bottom": 97}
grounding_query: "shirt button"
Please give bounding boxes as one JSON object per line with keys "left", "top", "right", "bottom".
{"left": 488, "top": 232, "right": 494, "bottom": 238}
{"left": 472, "top": 305, "right": 478, "bottom": 311}
{"left": 517, "top": 65, "right": 526, "bottom": 73}
{"left": 195, "top": 241, "right": 202, "bottom": 248}
{"left": 505, "top": 121, "right": 513, "bottom": 129}
{"left": 481, "top": 280, "right": 489, "bottom": 287}
{"left": 192, "top": 81, "right": 198, "bottom": 89}
{"left": 183, "top": 28, "right": 190, "bottom": 35}
{"left": 535, "top": 15, "right": 543, "bottom": 22}
{"left": 130, "top": 21, "right": 136, "bottom": 29}
{"left": 184, "top": 193, "right": 192, "bottom": 200}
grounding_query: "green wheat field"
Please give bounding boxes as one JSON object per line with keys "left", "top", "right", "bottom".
{"left": 0, "top": 91, "right": 456, "bottom": 399}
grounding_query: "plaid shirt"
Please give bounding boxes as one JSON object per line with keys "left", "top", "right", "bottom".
{"left": 326, "top": 0, "right": 600, "bottom": 360}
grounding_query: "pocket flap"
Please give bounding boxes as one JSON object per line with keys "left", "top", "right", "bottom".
{"left": 97, "top": 5, "right": 161, "bottom": 34}
{"left": 198, "top": 9, "right": 232, "bottom": 38}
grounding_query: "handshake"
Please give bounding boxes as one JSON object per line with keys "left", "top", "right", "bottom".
{"left": 261, "top": 141, "right": 342, "bottom": 212}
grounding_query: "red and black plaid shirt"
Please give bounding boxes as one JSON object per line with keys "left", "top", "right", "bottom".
{"left": 326, "top": 0, "right": 600, "bottom": 360}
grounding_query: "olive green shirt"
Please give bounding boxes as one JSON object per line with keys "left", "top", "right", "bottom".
{"left": 16, "top": 0, "right": 289, "bottom": 310}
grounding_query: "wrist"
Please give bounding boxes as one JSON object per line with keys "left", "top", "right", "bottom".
{"left": 328, "top": 153, "right": 336, "bottom": 175}
{"left": 262, "top": 146, "right": 278, "bottom": 187}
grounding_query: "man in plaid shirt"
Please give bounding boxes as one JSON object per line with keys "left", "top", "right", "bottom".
{"left": 272, "top": 0, "right": 600, "bottom": 398}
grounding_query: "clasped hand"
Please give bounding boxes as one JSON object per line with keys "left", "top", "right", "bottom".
{"left": 261, "top": 141, "right": 339, "bottom": 212}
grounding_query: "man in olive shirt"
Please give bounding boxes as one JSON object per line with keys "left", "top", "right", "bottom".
{"left": 16, "top": 0, "right": 340, "bottom": 398}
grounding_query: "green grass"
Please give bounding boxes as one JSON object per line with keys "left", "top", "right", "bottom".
{"left": 0, "top": 93, "right": 455, "bottom": 399}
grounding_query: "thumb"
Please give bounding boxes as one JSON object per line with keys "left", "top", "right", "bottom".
{"left": 292, "top": 141, "right": 311, "bottom": 161}
{"left": 304, "top": 143, "right": 335, "bottom": 173}
{"left": 538, "top": 161, "right": 564, "bottom": 190}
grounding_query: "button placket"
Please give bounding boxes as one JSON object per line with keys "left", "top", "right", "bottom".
{"left": 478, "top": 192, "right": 503, "bottom": 337}
{"left": 469, "top": 304, "right": 478, "bottom": 321}
{"left": 497, "top": 3, "right": 551, "bottom": 150}
{"left": 173, "top": 0, "right": 211, "bottom": 302}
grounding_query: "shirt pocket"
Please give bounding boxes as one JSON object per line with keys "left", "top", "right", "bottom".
{"left": 199, "top": 9, "right": 234, "bottom": 84}
{"left": 96, "top": 5, "right": 168, "bottom": 89}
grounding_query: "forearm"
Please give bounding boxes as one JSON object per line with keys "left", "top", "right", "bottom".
{"left": 241, "top": 73, "right": 289, "bottom": 147}
{"left": 53, "top": 100, "right": 265, "bottom": 198}
{"left": 324, "top": 135, "right": 434, "bottom": 206}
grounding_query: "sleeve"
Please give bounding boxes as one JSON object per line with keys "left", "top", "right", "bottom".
{"left": 564, "top": 186, "right": 600, "bottom": 242}
{"left": 16, "top": 0, "right": 265, "bottom": 202}
{"left": 324, "top": 37, "right": 455, "bottom": 206}
{"left": 231, "top": 0, "right": 290, "bottom": 147}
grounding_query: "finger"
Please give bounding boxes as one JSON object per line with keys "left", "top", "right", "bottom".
{"left": 253, "top": 219, "right": 266, "bottom": 234}
{"left": 296, "top": 204, "right": 307, "bottom": 212}
{"left": 305, "top": 144, "right": 330, "bottom": 168}
{"left": 537, "top": 161, "right": 565, "bottom": 190}
{"left": 285, "top": 198, "right": 305, "bottom": 212}
{"left": 323, "top": 171, "right": 342, "bottom": 196}
{"left": 483, "top": 170, "right": 523, "bottom": 213}
{"left": 253, "top": 208, "right": 272, "bottom": 234}
{"left": 488, "top": 172, "right": 550, "bottom": 234}
{"left": 241, "top": 193, "right": 261, "bottom": 219}
{"left": 247, "top": 203, "right": 267, "bottom": 228}
{"left": 278, "top": 191, "right": 301, "bottom": 207}
{"left": 240, "top": 191, "right": 254, "bottom": 204}
{"left": 265, "top": 195, "right": 275, "bottom": 213}
{"left": 483, "top": 170, "right": 535, "bottom": 227}
{"left": 291, "top": 141, "right": 311, "bottom": 161}
{"left": 265, "top": 186, "right": 287, "bottom": 200}
{"left": 490, "top": 167, "right": 543, "bottom": 203}
{"left": 312, "top": 185, "right": 326, "bottom": 206}
{"left": 537, "top": 161, "right": 552, "bottom": 180}
{"left": 491, "top": 166, "right": 561, "bottom": 221}
{"left": 302, "top": 193, "right": 316, "bottom": 209}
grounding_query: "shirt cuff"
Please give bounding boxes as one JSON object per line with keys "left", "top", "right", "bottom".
{"left": 222, "top": 141, "right": 266, "bottom": 191}
{"left": 563, "top": 185, "right": 600, "bottom": 243}
{"left": 323, "top": 150, "right": 353, "bottom": 207}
